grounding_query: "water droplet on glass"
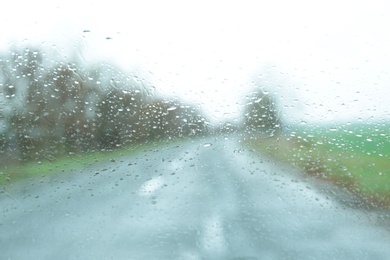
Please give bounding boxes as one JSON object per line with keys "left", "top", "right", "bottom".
{"left": 203, "top": 143, "right": 212, "bottom": 147}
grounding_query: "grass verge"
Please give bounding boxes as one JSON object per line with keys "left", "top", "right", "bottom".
{"left": 0, "top": 138, "right": 180, "bottom": 187}
{"left": 244, "top": 126, "right": 390, "bottom": 210}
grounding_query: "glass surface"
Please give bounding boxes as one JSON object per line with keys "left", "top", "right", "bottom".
{"left": 1, "top": 1, "right": 390, "bottom": 259}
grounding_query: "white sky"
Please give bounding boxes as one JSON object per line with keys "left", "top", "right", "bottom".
{"left": 1, "top": 0, "right": 390, "bottom": 124}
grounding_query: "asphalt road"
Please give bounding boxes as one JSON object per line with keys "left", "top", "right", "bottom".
{"left": 1, "top": 137, "right": 390, "bottom": 259}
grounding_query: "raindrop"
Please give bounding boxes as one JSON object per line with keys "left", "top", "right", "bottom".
{"left": 203, "top": 143, "right": 212, "bottom": 147}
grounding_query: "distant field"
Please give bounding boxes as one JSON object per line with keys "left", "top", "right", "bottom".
{"left": 245, "top": 122, "right": 390, "bottom": 209}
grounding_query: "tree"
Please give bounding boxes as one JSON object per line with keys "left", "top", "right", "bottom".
{"left": 0, "top": 45, "right": 210, "bottom": 163}
{"left": 0, "top": 47, "right": 47, "bottom": 161}
{"left": 137, "top": 99, "right": 208, "bottom": 141}
{"left": 243, "top": 88, "right": 282, "bottom": 136}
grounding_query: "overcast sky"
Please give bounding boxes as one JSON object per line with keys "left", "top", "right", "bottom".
{"left": 1, "top": 0, "right": 390, "bottom": 124}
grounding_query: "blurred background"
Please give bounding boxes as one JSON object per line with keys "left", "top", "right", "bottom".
{"left": 1, "top": 0, "right": 389, "bottom": 208}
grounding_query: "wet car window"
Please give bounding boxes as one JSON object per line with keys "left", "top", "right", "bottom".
{"left": 1, "top": 1, "right": 390, "bottom": 259}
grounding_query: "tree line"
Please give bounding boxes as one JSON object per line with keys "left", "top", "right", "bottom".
{"left": 0, "top": 46, "right": 283, "bottom": 165}
{"left": 0, "top": 47, "right": 208, "bottom": 164}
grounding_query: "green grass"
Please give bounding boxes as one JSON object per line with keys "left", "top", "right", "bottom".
{"left": 0, "top": 138, "right": 178, "bottom": 186}
{"left": 245, "top": 123, "right": 390, "bottom": 209}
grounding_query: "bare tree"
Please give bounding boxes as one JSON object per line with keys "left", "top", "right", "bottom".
{"left": 243, "top": 88, "right": 282, "bottom": 136}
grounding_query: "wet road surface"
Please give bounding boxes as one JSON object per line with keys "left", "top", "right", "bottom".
{"left": 1, "top": 137, "right": 390, "bottom": 259}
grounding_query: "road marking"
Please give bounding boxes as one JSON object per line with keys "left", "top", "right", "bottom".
{"left": 201, "top": 214, "right": 227, "bottom": 254}
{"left": 138, "top": 176, "right": 164, "bottom": 197}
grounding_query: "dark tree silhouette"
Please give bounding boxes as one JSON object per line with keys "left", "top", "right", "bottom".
{"left": 243, "top": 88, "right": 282, "bottom": 136}
{"left": 0, "top": 46, "right": 209, "bottom": 163}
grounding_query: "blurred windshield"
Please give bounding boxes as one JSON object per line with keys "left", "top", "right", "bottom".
{"left": 1, "top": 1, "right": 390, "bottom": 259}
